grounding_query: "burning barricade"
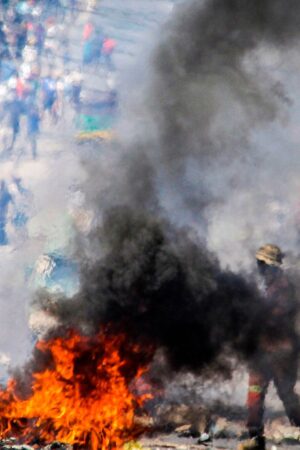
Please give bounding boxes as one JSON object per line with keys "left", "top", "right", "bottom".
{"left": 0, "top": 329, "right": 153, "bottom": 450}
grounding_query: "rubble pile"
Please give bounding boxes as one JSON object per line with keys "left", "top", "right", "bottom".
{"left": 0, "top": 441, "right": 71, "bottom": 450}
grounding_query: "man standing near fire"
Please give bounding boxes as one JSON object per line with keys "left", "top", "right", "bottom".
{"left": 239, "top": 244, "right": 300, "bottom": 450}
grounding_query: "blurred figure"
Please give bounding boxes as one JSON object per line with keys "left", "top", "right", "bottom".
{"left": 15, "top": 21, "right": 28, "bottom": 59}
{"left": 70, "top": 70, "right": 83, "bottom": 110}
{"left": 62, "top": 35, "right": 70, "bottom": 67}
{"left": 16, "top": 73, "right": 26, "bottom": 100}
{"left": 82, "top": 35, "right": 94, "bottom": 66}
{"left": 41, "top": 73, "right": 58, "bottom": 123}
{"left": 44, "top": 18, "right": 57, "bottom": 60}
{"left": 105, "top": 89, "right": 118, "bottom": 111}
{"left": 26, "top": 103, "right": 40, "bottom": 158}
{"left": 0, "top": 180, "right": 12, "bottom": 246}
{"left": 69, "top": 0, "right": 79, "bottom": 19}
{"left": 92, "top": 28, "right": 105, "bottom": 67}
{"left": 82, "top": 21, "right": 94, "bottom": 42}
{"left": 5, "top": 93, "right": 24, "bottom": 153}
{"left": 0, "top": 0, "right": 9, "bottom": 17}
{"left": 52, "top": 0, "right": 64, "bottom": 19}
{"left": 82, "top": 26, "right": 104, "bottom": 67}
{"left": 34, "top": 22, "right": 45, "bottom": 57}
{"left": 25, "top": 67, "right": 40, "bottom": 104}
{"left": 0, "top": 21, "right": 10, "bottom": 58}
{"left": 101, "top": 37, "right": 116, "bottom": 70}
{"left": 6, "top": 176, "right": 31, "bottom": 245}
{"left": 0, "top": 56, "right": 16, "bottom": 82}
{"left": 44, "top": 0, "right": 63, "bottom": 18}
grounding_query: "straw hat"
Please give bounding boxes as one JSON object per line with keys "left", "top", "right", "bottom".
{"left": 256, "top": 244, "right": 284, "bottom": 266}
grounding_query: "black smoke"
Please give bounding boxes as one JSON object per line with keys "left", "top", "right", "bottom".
{"left": 34, "top": 206, "right": 263, "bottom": 374}
{"left": 30, "top": 0, "right": 300, "bottom": 380}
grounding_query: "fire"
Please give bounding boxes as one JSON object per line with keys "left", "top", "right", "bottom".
{"left": 0, "top": 330, "right": 153, "bottom": 449}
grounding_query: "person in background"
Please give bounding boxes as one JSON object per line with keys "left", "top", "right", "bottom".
{"left": 101, "top": 36, "right": 116, "bottom": 70}
{"left": 69, "top": 0, "right": 78, "bottom": 19}
{"left": 70, "top": 69, "right": 83, "bottom": 111}
{"left": 0, "top": 0, "right": 9, "bottom": 18}
{"left": 15, "top": 21, "right": 28, "bottom": 59}
{"left": 82, "top": 34, "right": 94, "bottom": 66}
{"left": 16, "top": 73, "right": 26, "bottom": 100}
{"left": 9, "top": 176, "right": 31, "bottom": 244}
{"left": 26, "top": 102, "right": 40, "bottom": 159}
{"left": 82, "top": 21, "right": 94, "bottom": 42}
{"left": 5, "top": 93, "right": 24, "bottom": 153}
{"left": 41, "top": 72, "right": 58, "bottom": 123}
{"left": 0, "top": 180, "right": 12, "bottom": 246}
{"left": 62, "top": 35, "right": 70, "bottom": 68}
{"left": 0, "top": 21, "right": 9, "bottom": 58}
{"left": 34, "top": 22, "right": 45, "bottom": 58}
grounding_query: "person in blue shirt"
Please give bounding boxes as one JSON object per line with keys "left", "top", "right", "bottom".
{"left": 41, "top": 75, "right": 58, "bottom": 122}
{"left": 5, "top": 94, "right": 25, "bottom": 153}
{"left": 0, "top": 180, "right": 12, "bottom": 245}
{"left": 26, "top": 103, "right": 40, "bottom": 159}
{"left": 0, "top": 58, "right": 16, "bottom": 82}
{"left": 0, "top": 21, "right": 9, "bottom": 59}
{"left": 11, "top": 176, "right": 31, "bottom": 231}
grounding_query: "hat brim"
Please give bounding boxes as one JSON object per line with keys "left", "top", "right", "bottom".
{"left": 256, "top": 252, "right": 282, "bottom": 267}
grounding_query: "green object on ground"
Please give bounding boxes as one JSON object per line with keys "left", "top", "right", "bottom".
{"left": 76, "top": 113, "right": 115, "bottom": 132}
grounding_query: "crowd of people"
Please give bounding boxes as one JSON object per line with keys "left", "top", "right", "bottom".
{"left": 0, "top": 0, "right": 118, "bottom": 289}
{"left": 0, "top": 0, "right": 117, "bottom": 159}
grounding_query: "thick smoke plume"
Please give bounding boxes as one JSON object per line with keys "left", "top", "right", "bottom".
{"left": 27, "top": 0, "right": 300, "bottom": 384}
{"left": 35, "top": 206, "right": 262, "bottom": 374}
{"left": 113, "top": 0, "right": 300, "bottom": 269}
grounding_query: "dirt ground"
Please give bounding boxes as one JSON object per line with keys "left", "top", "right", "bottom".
{"left": 135, "top": 411, "right": 300, "bottom": 449}
{"left": 139, "top": 433, "right": 299, "bottom": 449}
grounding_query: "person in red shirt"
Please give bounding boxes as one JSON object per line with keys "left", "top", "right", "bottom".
{"left": 102, "top": 37, "right": 116, "bottom": 70}
{"left": 16, "top": 76, "right": 26, "bottom": 99}
{"left": 82, "top": 22, "right": 94, "bottom": 41}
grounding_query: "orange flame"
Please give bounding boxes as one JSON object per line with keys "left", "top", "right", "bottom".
{"left": 0, "top": 330, "right": 153, "bottom": 449}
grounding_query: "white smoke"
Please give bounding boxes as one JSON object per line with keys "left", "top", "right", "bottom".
{"left": 0, "top": 0, "right": 176, "bottom": 380}
{"left": 114, "top": 1, "right": 300, "bottom": 274}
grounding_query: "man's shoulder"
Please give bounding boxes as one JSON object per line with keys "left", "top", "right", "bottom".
{"left": 268, "top": 272, "right": 293, "bottom": 296}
